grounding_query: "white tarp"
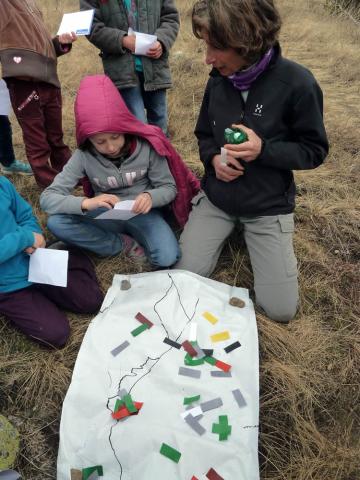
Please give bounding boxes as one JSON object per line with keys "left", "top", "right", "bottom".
{"left": 57, "top": 270, "right": 259, "bottom": 480}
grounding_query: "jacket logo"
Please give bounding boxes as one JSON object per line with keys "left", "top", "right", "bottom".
{"left": 253, "top": 104, "right": 263, "bottom": 116}
{"left": 13, "top": 56, "right": 22, "bottom": 64}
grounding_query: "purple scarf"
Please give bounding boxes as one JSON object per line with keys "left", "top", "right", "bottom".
{"left": 228, "top": 48, "right": 274, "bottom": 91}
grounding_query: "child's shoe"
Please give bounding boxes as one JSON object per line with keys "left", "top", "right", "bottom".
{"left": 120, "top": 234, "right": 147, "bottom": 263}
{"left": 1, "top": 160, "right": 33, "bottom": 176}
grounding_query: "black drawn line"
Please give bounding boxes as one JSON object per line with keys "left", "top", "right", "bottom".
{"left": 107, "top": 273, "right": 199, "bottom": 479}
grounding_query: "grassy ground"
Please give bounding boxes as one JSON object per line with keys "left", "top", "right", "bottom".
{"left": 0, "top": 0, "right": 359, "bottom": 478}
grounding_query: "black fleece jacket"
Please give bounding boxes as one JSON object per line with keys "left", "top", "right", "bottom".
{"left": 195, "top": 44, "right": 329, "bottom": 217}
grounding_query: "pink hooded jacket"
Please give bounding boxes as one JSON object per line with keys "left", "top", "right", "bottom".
{"left": 75, "top": 74, "right": 200, "bottom": 228}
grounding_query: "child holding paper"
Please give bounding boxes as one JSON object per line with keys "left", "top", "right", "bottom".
{"left": 0, "top": 0, "right": 77, "bottom": 188}
{"left": 0, "top": 176, "right": 103, "bottom": 348}
{"left": 80, "top": 0, "right": 180, "bottom": 133}
{"left": 40, "top": 75, "right": 199, "bottom": 267}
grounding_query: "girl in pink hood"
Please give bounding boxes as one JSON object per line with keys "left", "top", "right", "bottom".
{"left": 40, "top": 75, "right": 199, "bottom": 266}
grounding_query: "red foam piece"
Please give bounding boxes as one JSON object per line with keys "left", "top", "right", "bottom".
{"left": 112, "top": 402, "right": 143, "bottom": 420}
{"left": 135, "top": 312, "right": 153, "bottom": 328}
{"left": 206, "top": 467, "right": 224, "bottom": 480}
{"left": 191, "top": 477, "right": 199, "bottom": 480}
{"left": 182, "top": 340, "right": 198, "bottom": 357}
{"left": 215, "top": 360, "right": 232, "bottom": 372}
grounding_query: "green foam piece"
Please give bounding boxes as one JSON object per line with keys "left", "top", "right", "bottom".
{"left": 212, "top": 415, "right": 232, "bottom": 441}
{"left": 82, "top": 465, "right": 103, "bottom": 479}
{"left": 204, "top": 356, "right": 217, "bottom": 366}
{"left": 114, "top": 399, "right": 124, "bottom": 412}
{"left": 131, "top": 323, "right": 149, "bottom": 337}
{"left": 183, "top": 394, "right": 201, "bottom": 405}
{"left": 184, "top": 353, "right": 204, "bottom": 366}
{"left": 160, "top": 443, "right": 181, "bottom": 463}
{"left": 123, "top": 394, "right": 137, "bottom": 413}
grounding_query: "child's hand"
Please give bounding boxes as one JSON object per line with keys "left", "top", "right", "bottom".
{"left": 146, "top": 41, "right": 163, "bottom": 59}
{"left": 58, "top": 32, "right": 77, "bottom": 44}
{"left": 82, "top": 194, "right": 119, "bottom": 211}
{"left": 122, "top": 34, "right": 136, "bottom": 53}
{"left": 25, "top": 232, "right": 46, "bottom": 254}
{"left": 133, "top": 193, "right": 152, "bottom": 214}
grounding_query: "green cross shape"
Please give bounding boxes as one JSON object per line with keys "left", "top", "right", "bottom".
{"left": 212, "top": 415, "right": 232, "bottom": 441}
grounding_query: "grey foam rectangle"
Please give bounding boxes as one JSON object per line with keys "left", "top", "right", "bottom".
{"left": 192, "top": 343, "right": 206, "bottom": 358}
{"left": 87, "top": 473, "right": 99, "bottom": 480}
{"left": 200, "top": 397, "right": 223, "bottom": 412}
{"left": 232, "top": 388, "right": 247, "bottom": 408}
{"left": 111, "top": 340, "right": 130, "bottom": 357}
{"left": 178, "top": 366, "right": 201, "bottom": 378}
{"left": 210, "top": 370, "right": 232, "bottom": 377}
{"left": 184, "top": 413, "right": 206, "bottom": 435}
{"left": 117, "top": 388, "right": 128, "bottom": 398}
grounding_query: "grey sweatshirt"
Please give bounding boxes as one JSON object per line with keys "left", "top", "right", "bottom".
{"left": 40, "top": 138, "right": 177, "bottom": 215}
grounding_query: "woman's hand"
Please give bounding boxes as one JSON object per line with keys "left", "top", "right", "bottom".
{"left": 212, "top": 153, "right": 244, "bottom": 182}
{"left": 146, "top": 41, "right": 163, "bottom": 59}
{"left": 25, "top": 232, "right": 46, "bottom": 254}
{"left": 224, "top": 124, "right": 262, "bottom": 162}
{"left": 81, "top": 194, "right": 119, "bottom": 211}
{"left": 58, "top": 32, "right": 77, "bottom": 44}
{"left": 133, "top": 192, "right": 152, "bottom": 214}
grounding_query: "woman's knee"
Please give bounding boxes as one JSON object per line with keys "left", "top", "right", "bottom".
{"left": 255, "top": 281, "right": 299, "bottom": 323}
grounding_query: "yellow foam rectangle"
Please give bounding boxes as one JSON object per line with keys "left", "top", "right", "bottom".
{"left": 210, "top": 331, "right": 230, "bottom": 343}
{"left": 202, "top": 311, "right": 218, "bottom": 325}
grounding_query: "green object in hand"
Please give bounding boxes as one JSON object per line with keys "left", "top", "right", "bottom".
{"left": 224, "top": 127, "right": 248, "bottom": 144}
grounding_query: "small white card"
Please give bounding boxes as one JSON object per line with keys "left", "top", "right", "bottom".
{"left": 95, "top": 200, "right": 138, "bottom": 221}
{"left": 220, "top": 147, "right": 228, "bottom": 165}
{"left": 28, "top": 248, "right": 69, "bottom": 287}
{"left": 128, "top": 28, "right": 157, "bottom": 55}
{"left": 57, "top": 9, "right": 95, "bottom": 36}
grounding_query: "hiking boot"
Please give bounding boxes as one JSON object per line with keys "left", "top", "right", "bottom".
{"left": 1, "top": 160, "right": 33, "bottom": 176}
{"left": 120, "top": 234, "right": 147, "bottom": 263}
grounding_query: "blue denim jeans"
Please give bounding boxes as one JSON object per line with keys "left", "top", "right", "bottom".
{"left": 47, "top": 208, "right": 180, "bottom": 267}
{"left": 120, "top": 72, "right": 168, "bottom": 134}
{"left": 0, "top": 115, "right": 15, "bottom": 167}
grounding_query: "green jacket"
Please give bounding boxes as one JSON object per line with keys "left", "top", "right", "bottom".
{"left": 80, "top": 0, "right": 179, "bottom": 91}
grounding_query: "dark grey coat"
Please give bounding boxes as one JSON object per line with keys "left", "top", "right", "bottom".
{"left": 80, "top": 0, "right": 179, "bottom": 91}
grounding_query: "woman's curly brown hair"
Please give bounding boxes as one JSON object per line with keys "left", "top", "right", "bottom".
{"left": 192, "top": 0, "right": 282, "bottom": 63}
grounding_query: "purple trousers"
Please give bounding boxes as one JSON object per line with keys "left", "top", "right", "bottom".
{"left": 5, "top": 78, "right": 71, "bottom": 188}
{"left": 0, "top": 250, "right": 104, "bottom": 348}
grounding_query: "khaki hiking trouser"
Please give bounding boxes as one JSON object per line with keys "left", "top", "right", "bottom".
{"left": 176, "top": 192, "right": 299, "bottom": 322}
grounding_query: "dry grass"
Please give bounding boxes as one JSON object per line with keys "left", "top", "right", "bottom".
{"left": 1, "top": 0, "right": 359, "bottom": 478}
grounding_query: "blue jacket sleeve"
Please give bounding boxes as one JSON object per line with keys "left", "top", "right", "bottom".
{"left": 0, "top": 178, "right": 42, "bottom": 264}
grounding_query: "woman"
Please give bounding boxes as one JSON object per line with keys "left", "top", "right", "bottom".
{"left": 176, "top": 0, "right": 329, "bottom": 322}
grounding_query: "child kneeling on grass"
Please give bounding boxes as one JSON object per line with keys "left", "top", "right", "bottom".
{"left": 40, "top": 75, "right": 199, "bottom": 267}
{"left": 0, "top": 176, "right": 103, "bottom": 348}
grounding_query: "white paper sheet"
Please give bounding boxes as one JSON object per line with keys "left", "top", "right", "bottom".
{"left": 57, "top": 9, "right": 95, "bottom": 36}
{"left": 57, "top": 271, "right": 259, "bottom": 480}
{"left": 128, "top": 28, "right": 157, "bottom": 55}
{"left": 0, "top": 79, "right": 11, "bottom": 116}
{"left": 95, "top": 200, "right": 138, "bottom": 221}
{"left": 28, "top": 248, "right": 69, "bottom": 287}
